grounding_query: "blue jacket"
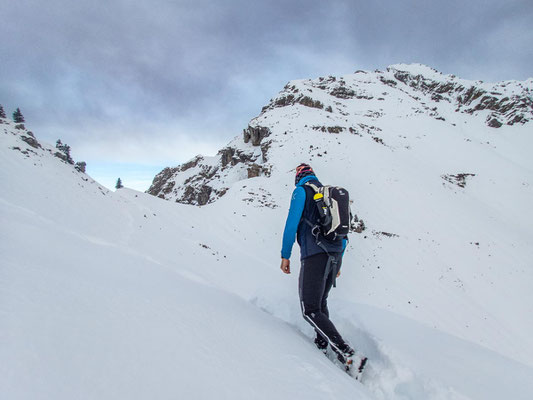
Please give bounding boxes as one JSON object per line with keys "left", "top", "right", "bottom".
{"left": 281, "top": 175, "right": 346, "bottom": 260}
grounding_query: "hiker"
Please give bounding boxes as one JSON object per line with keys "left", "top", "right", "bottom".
{"left": 280, "top": 163, "right": 355, "bottom": 363}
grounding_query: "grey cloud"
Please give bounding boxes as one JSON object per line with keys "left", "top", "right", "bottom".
{"left": 1, "top": 0, "right": 532, "bottom": 163}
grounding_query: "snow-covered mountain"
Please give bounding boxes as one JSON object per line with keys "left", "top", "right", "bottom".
{"left": 147, "top": 63, "right": 533, "bottom": 206}
{"left": 2, "top": 63, "right": 533, "bottom": 400}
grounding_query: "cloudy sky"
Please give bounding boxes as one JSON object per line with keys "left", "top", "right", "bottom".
{"left": 2, "top": 0, "right": 532, "bottom": 190}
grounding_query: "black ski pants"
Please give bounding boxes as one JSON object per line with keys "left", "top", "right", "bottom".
{"left": 299, "top": 252, "right": 346, "bottom": 352}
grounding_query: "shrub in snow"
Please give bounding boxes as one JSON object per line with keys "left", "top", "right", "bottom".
{"left": 75, "top": 162, "right": 86, "bottom": 173}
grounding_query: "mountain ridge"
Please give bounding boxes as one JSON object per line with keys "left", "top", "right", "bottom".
{"left": 147, "top": 63, "right": 532, "bottom": 206}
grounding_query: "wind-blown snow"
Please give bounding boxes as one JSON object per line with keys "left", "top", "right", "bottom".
{"left": 1, "top": 64, "right": 533, "bottom": 400}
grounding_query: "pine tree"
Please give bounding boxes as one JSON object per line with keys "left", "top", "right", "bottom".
{"left": 54, "top": 139, "right": 74, "bottom": 164}
{"left": 13, "top": 108, "right": 25, "bottom": 123}
{"left": 63, "top": 144, "right": 73, "bottom": 164}
{"left": 115, "top": 178, "right": 124, "bottom": 189}
{"left": 0, "top": 105, "right": 6, "bottom": 119}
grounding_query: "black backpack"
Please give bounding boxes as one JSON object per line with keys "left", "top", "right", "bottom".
{"left": 305, "top": 182, "right": 351, "bottom": 241}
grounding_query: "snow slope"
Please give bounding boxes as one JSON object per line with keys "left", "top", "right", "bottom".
{"left": 149, "top": 63, "right": 533, "bottom": 366}
{"left": 2, "top": 63, "right": 533, "bottom": 400}
{"left": 1, "top": 121, "right": 371, "bottom": 399}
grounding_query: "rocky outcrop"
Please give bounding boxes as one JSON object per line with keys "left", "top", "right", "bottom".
{"left": 387, "top": 66, "right": 533, "bottom": 127}
{"left": 243, "top": 125, "right": 271, "bottom": 146}
{"left": 182, "top": 185, "right": 213, "bottom": 206}
{"left": 329, "top": 86, "right": 356, "bottom": 99}
{"left": 247, "top": 163, "right": 271, "bottom": 179}
{"left": 147, "top": 141, "right": 267, "bottom": 205}
{"left": 147, "top": 167, "right": 179, "bottom": 198}
{"left": 219, "top": 147, "right": 258, "bottom": 167}
{"left": 262, "top": 92, "right": 324, "bottom": 112}
{"left": 487, "top": 118, "right": 503, "bottom": 128}
{"left": 20, "top": 131, "right": 41, "bottom": 149}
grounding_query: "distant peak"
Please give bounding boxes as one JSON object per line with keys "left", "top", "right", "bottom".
{"left": 386, "top": 63, "right": 444, "bottom": 79}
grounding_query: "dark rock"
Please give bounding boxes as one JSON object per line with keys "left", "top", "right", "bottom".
{"left": 20, "top": 135, "right": 41, "bottom": 149}
{"left": 487, "top": 118, "right": 503, "bottom": 128}
{"left": 247, "top": 164, "right": 262, "bottom": 178}
{"left": 297, "top": 96, "right": 324, "bottom": 109}
{"left": 327, "top": 126, "right": 344, "bottom": 134}
{"left": 273, "top": 94, "right": 295, "bottom": 107}
{"left": 330, "top": 86, "right": 356, "bottom": 99}
{"left": 180, "top": 155, "right": 203, "bottom": 172}
{"left": 147, "top": 167, "right": 179, "bottom": 196}
{"left": 261, "top": 140, "right": 272, "bottom": 162}
{"left": 379, "top": 77, "right": 397, "bottom": 87}
{"left": 243, "top": 125, "right": 271, "bottom": 146}
{"left": 54, "top": 151, "right": 68, "bottom": 162}
{"left": 220, "top": 147, "right": 236, "bottom": 167}
{"left": 351, "top": 215, "right": 366, "bottom": 233}
{"left": 182, "top": 185, "right": 213, "bottom": 206}
{"left": 243, "top": 128, "right": 251, "bottom": 143}
{"left": 441, "top": 173, "right": 476, "bottom": 188}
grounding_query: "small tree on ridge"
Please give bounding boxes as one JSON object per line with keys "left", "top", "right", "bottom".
{"left": 13, "top": 108, "right": 25, "bottom": 123}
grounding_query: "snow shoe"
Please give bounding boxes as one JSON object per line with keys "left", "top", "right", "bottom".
{"left": 336, "top": 344, "right": 367, "bottom": 380}
{"left": 314, "top": 336, "right": 328, "bottom": 355}
{"left": 345, "top": 353, "right": 368, "bottom": 380}
{"left": 335, "top": 343, "right": 355, "bottom": 365}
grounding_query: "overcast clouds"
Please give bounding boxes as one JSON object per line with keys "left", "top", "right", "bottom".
{"left": 1, "top": 0, "right": 532, "bottom": 190}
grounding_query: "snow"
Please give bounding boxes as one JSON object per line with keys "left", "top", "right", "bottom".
{"left": 1, "top": 123, "right": 369, "bottom": 399}
{"left": 2, "top": 62, "right": 533, "bottom": 400}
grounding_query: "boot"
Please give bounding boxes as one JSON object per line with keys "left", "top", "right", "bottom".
{"left": 335, "top": 343, "right": 355, "bottom": 364}
{"left": 314, "top": 336, "right": 328, "bottom": 355}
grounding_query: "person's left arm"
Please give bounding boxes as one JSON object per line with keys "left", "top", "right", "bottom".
{"left": 280, "top": 186, "right": 306, "bottom": 274}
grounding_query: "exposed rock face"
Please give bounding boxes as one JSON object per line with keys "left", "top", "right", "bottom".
{"left": 147, "top": 143, "right": 266, "bottom": 206}
{"left": 247, "top": 163, "right": 271, "bottom": 179}
{"left": 182, "top": 185, "right": 212, "bottom": 206}
{"left": 148, "top": 167, "right": 179, "bottom": 198}
{"left": 243, "top": 125, "right": 271, "bottom": 146}
{"left": 219, "top": 147, "right": 257, "bottom": 167}
{"left": 147, "top": 123, "right": 273, "bottom": 205}
{"left": 385, "top": 66, "right": 533, "bottom": 127}
{"left": 487, "top": 118, "right": 503, "bottom": 128}
{"left": 20, "top": 132, "right": 41, "bottom": 149}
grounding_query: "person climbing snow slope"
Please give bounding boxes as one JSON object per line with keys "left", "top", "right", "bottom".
{"left": 280, "top": 163, "right": 366, "bottom": 376}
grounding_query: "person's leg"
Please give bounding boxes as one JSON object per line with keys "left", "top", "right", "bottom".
{"left": 299, "top": 253, "right": 346, "bottom": 353}
{"left": 316, "top": 255, "right": 336, "bottom": 348}
{"left": 320, "top": 252, "right": 343, "bottom": 317}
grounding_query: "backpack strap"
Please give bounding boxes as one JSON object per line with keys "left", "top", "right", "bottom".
{"left": 305, "top": 182, "right": 321, "bottom": 194}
